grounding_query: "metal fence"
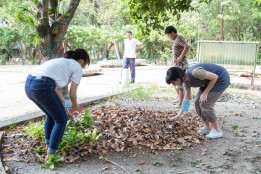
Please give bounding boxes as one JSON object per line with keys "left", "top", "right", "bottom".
{"left": 196, "top": 40, "right": 260, "bottom": 88}
{"left": 196, "top": 40, "right": 259, "bottom": 71}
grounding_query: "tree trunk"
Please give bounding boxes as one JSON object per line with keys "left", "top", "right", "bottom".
{"left": 36, "top": 0, "right": 80, "bottom": 59}
{"left": 36, "top": 0, "right": 81, "bottom": 96}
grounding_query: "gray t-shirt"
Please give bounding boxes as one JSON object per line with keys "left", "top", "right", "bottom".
{"left": 186, "top": 63, "right": 230, "bottom": 92}
{"left": 31, "top": 58, "right": 82, "bottom": 88}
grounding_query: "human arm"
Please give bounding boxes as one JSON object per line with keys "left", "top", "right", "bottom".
{"left": 170, "top": 84, "right": 191, "bottom": 121}
{"left": 197, "top": 71, "right": 218, "bottom": 104}
{"left": 55, "top": 87, "right": 64, "bottom": 102}
{"left": 136, "top": 44, "right": 142, "bottom": 51}
{"left": 135, "top": 38, "right": 142, "bottom": 51}
{"left": 175, "top": 43, "right": 190, "bottom": 64}
{"left": 69, "top": 82, "right": 84, "bottom": 114}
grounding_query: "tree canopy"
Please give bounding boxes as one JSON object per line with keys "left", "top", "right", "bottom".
{"left": 0, "top": 0, "right": 260, "bottom": 64}
{"left": 125, "top": 0, "right": 212, "bottom": 34}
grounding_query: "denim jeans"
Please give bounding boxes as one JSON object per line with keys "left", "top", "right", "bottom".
{"left": 25, "top": 75, "right": 67, "bottom": 154}
{"left": 122, "top": 57, "right": 135, "bottom": 80}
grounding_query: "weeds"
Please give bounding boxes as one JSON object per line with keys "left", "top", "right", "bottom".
{"left": 152, "top": 160, "right": 163, "bottom": 166}
{"left": 34, "top": 146, "right": 46, "bottom": 154}
{"left": 42, "top": 154, "right": 62, "bottom": 169}
{"left": 23, "top": 119, "right": 44, "bottom": 140}
{"left": 86, "top": 128, "right": 102, "bottom": 142}
{"left": 230, "top": 124, "right": 238, "bottom": 131}
{"left": 170, "top": 150, "right": 182, "bottom": 163}
{"left": 22, "top": 109, "right": 99, "bottom": 169}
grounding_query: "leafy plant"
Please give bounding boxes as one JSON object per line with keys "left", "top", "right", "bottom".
{"left": 42, "top": 154, "right": 62, "bottom": 169}
{"left": 86, "top": 128, "right": 101, "bottom": 142}
{"left": 60, "top": 126, "right": 87, "bottom": 149}
{"left": 231, "top": 124, "right": 238, "bottom": 131}
{"left": 34, "top": 145, "right": 46, "bottom": 154}
{"left": 81, "top": 109, "right": 94, "bottom": 128}
{"left": 23, "top": 119, "right": 44, "bottom": 140}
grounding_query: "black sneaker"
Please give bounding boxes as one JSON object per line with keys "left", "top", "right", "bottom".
{"left": 130, "top": 79, "right": 135, "bottom": 83}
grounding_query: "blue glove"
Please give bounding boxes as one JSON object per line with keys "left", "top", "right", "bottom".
{"left": 181, "top": 100, "right": 190, "bottom": 112}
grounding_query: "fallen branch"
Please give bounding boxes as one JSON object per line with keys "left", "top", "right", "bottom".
{"left": 99, "top": 156, "right": 131, "bottom": 174}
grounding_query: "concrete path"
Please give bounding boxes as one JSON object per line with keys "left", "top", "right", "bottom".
{"left": 0, "top": 64, "right": 260, "bottom": 128}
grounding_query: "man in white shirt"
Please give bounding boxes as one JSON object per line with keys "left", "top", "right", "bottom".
{"left": 122, "top": 31, "right": 142, "bottom": 83}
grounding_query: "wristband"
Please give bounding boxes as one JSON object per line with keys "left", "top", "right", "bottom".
{"left": 181, "top": 100, "right": 190, "bottom": 112}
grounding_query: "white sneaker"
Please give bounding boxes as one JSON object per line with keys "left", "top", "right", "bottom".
{"left": 206, "top": 129, "right": 223, "bottom": 139}
{"left": 197, "top": 127, "right": 211, "bottom": 135}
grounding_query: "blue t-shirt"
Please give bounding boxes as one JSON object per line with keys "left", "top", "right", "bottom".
{"left": 186, "top": 63, "right": 230, "bottom": 92}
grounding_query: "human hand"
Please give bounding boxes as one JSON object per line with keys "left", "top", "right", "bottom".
{"left": 174, "top": 56, "right": 183, "bottom": 65}
{"left": 199, "top": 93, "right": 208, "bottom": 104}
{"left": 169, "top": 113, "right": 183, "bottom": 122}
{"left": 67, "top": 105, "right": 84, "bottom": 116}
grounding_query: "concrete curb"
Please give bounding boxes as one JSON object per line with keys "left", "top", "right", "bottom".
{"left": 0, "top": 89, "right": 129, "bottom": 129}
{"left": 0, "top": 132, "right": 7, "bottom": 174}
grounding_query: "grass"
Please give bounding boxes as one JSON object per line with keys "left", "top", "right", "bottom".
{"left": 106, "top": 83, "right": 205, "bottom": 104}
{"left": 227, "top": 87, "right": 260, "bottom": 99}
{"left": 119, "top": 83, "right": 198, "bottom": 100}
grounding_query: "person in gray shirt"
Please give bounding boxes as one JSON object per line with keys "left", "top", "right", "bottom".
{"left": 166, "top": 63, "right": 230, "bottom": 139}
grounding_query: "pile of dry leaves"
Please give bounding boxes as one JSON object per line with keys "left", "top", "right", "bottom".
{"left": 92, "top": 106, "right": 204, "bottom": 152}
{"left": 3, "top": 106, "right": 205, "bottom": 164}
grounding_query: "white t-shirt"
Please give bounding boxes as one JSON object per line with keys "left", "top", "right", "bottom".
{"left": 31, "top": 58, "right": 83, "bottom": 88}
{"left": 123, "top": 38, "right": 142, "bottom": 58}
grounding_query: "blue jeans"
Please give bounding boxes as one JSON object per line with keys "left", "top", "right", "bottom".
{"left": 122, "top": 57, "right": 135, "bottom": 80}
{"left": 25, "top": 75, "right": 67, "bottom": 154}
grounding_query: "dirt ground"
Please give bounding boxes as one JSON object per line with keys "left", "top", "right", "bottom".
{"left": 2, "top": 87, "right": 261, "bottom": 174}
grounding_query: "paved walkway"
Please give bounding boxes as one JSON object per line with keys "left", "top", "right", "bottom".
{"left": 0, "top": 65, "right": 260, "bottom": 128}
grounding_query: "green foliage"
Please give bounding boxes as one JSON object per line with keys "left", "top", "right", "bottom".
{"left": 0, "top": 26, "right": 21, "bottom": 52}
{"left": 231, "top": 124, "right": 238, "bottom": 131}
{"left": 157, "top": 47, "right": 171, "bottom": 65}
{"left": 22, "top": 109, "right": 100, "bottom": 162}
{"left": 1, "top": 0, "right": 260, "bottom": 63}
{"left": 86, "top": 128, "right": 101, "bottom": 142}
{"left": 23, "top": 119, "right": 44, "bottom": 140}
{"left": 42, "top": 154, "right": 62, "bottom": 169}
{"left": 0, "top": 54, "right": 7, "bottom": 65}
{"left": 123, "top": 84, "right": 172, "bottom": 100}
{"left": 60, "top": 124, "right": 87, "bottom": 149}
{"left": 81, "top": 109, "right": 94, "bottom": 128}
{"left": 125, "top": 0, "right": 211, "bottom": 34}
{"left": 34, "top": 146, "right": 46, "bottom": 154}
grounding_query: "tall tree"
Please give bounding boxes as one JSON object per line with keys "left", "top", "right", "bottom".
{"left": 17, "top": 0, "right": 81, "bottom": 59}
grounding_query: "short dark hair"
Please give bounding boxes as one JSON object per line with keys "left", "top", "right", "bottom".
{"left": 63, "top": 49, "right": 90, "bottom": 65}
{"left": 126, "top": 30, "right": 132, "bottom": 35}
{"left": 165, "top": 26, "right": 177, "bottom": 34}
{"left": 165, "top": 67, "right": 184, "bottom": 84}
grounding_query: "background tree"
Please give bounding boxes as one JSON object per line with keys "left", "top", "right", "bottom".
{"left": 124, "top": 0, "right": 212, "bottom": 35}
{"left": 16, "top": 0, "right": 81, "bottom": 59}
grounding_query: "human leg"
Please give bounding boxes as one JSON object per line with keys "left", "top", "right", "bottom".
{"left": 199, "top": 90, "right": 225, "bottom": 138}
{"left": 194, "top": 90, "right": 211, "bottom": 134}
{"left": 25, "top": 75, "right": 55, "bottom": 145}
{"left": 129, "top": 58, "right": 136, "bottom": 82}
{"left": 122, "top": 57, "right": 130, "bottom": 69}
{"left": 26, "top": 76, "right": 67, "bottom": 154}
{"left": 42, "top": 89, "right": 67, "bottom": 154}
